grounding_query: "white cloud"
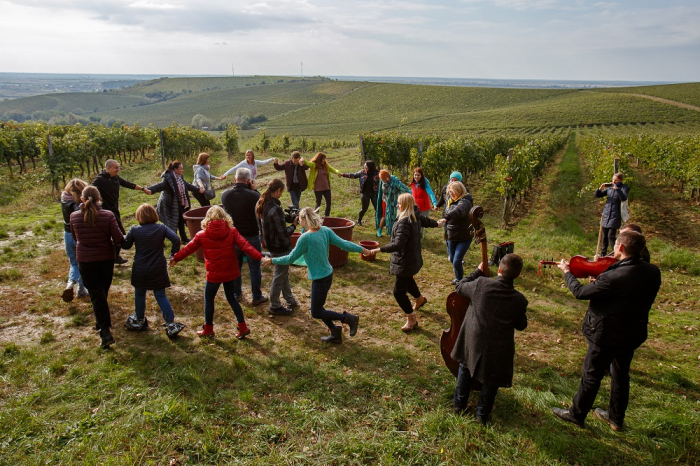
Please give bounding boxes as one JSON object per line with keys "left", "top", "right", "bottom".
{"left": 0, "top": 0, "right": 699, "bottom": 80}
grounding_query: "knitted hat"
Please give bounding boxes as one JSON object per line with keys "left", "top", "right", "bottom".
{"left": 449, "top": 171, "right": 463, "bottom": 182}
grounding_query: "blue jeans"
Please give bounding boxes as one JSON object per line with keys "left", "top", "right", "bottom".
{"left": 234, "top": 235, "right": 263, "bottom": 299}
{"left": 205, "top": 280, "right": 245, "bottom": 325}
{"left": 310, "top": 273, "right": 345, "bottom": 330}
{"left": 64, "top": 231, "right": 84, "bottom": 287}
{"left": 289, "top": 189, "right": 301, "bottom": 207}
{"left": 134, "top": 288, "right": 175, "bottom": 323}
{"left": 453, "top": 364, "right": 499, "bottom": 421}
{"left": 447, "top": 239, "right": 472, "bottom": 280}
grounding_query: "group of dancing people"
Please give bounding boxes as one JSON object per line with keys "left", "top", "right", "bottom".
{"left": 61, "top": 151, "right": 482, "bottom": 345}
{"left": 61, "top": 156, "right": 661, "bottom": 430}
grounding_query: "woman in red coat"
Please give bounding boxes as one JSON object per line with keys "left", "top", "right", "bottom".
{"left": 169, "top": 206, "right": 262, "bottom": 338}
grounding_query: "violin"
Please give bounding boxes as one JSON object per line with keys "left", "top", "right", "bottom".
{"left": 538, "top": 255, "right": 617, "bottom": 279}
{"left": 440, "top": 206, "right": 489, "bottom": 381}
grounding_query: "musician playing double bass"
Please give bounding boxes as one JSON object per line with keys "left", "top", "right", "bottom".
{"left": 451, "top": 254, "right": 528, "bottom": 425}
{"left": 552, "top": 230, "right": 661, "bottom": 431}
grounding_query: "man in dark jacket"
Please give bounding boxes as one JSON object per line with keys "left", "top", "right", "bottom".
{"left": 552, "top": 230, "right": 661, "bottom": 431}
{"left": 595, "top": 172, "right": 629, "bottom": 256}
{"left": 451, "top": 254, "right": 528, "bottom": 424}
{"left": 91, "top": 159, "right": 150, "bottom": 264}
{"left": 273, "top": 151, "right": 308, "bottom": 207}
{"left": 221, "top": 167, "right": 268, "bottom": 305}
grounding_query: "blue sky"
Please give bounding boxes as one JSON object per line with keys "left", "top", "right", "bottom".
{"left": 1, "top": 0, "right": 698, "bottom": 81}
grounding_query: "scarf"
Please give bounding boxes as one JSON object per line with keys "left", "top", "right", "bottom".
{"left": 447, "top": 193, "right": 465, "bottom": 209}
{"left": 175, "top": 174, "right": 189, "bottom": 209}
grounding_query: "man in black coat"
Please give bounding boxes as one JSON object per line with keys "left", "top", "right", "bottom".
{"left": 221, "top": 167, "right": 268, "bottom": 305}
{"left": 451, "top": 254, "right": 528, "bottom": 424}
{"left": 594, "top": 172, "right": 629, "bottom": 256}
{"left": 273, "top": 151, "right": 308, "bottom": 207}
{"left": 552, "top": 230, "right": 661, "bottom": 431}
{"left": 91, "top": 159, "right": 151, "bottom": 264}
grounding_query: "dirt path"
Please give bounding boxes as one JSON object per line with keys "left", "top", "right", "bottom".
{"left": 625, "top": 93, "right": 700, "bottom": 112}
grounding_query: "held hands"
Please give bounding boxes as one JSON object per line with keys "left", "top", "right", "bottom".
{"left": 168, "top": 259, "right": 178, "bottom": 268}
{"left": 199, "top": 187, "right": 205, "bottom": 193}
{"left": 369, "top": 248, "right": 380, "bottom": 256}
{"left": 274, "top": 158, "right": 279, "bottom": 164}
{"left": 437, "top": 218, "right": 446, "bottom": 226}
{"left": 557, "top": 259, "right": 570, "bottom": 274}
{"left": 361, "top": 248, "right": 373, "bottom": 257}
{"left": 219, "top": 174, "right": 226, "bottom": 180}
{"left": 261, "top": 256, "right": 273, "bottom": 267}
{"left": 143, "top": 188, "right": 152, "bottom": 195}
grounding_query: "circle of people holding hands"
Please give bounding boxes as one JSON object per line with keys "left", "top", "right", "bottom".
{"left": 61, "top": 152, "right": 660, "bottom": 429}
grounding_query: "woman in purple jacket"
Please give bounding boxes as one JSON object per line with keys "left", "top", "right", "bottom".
{"left": 70, "top": 185, "right": 124, "bottom": 348}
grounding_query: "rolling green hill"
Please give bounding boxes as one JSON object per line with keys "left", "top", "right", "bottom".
{"left": 595, "top": 82, "right": 700, "bottom": 108}
{"left": 2, "top": 77, "right": 700, "bottom": 138}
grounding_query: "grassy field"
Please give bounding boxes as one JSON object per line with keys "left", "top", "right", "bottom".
{"left": 0, "top": 134, "right": 698, "bottom": 464}
{"left": 4, "top": 78, "right": 700, "bottom": 138}
{"left": 596, "top": 83, "right": 700, "bottom": 108}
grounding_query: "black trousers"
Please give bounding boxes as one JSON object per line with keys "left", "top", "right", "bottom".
{"left": 393, "top": 275, "right": 421, "bottom": 314}
{"left": 178, "top": 205, "right": 189, "bottom": 242}
{"left": 570, "top": 340, "right": 636, "bottom": 426}
{"left": 359, "top": 193, "right": 377, "bottom": 222}
{"left": 453, "top": 364, "right": 499, "bottom": 421}
{"left": 110, "top": 209, "right": 125, "bottom": 235}
{"left": 601, "top": 227, "right": 617, "bottom": 256}
{"left": 78, "top": 260, "right": 115, "bottom": 333}
{"left": 109, "top": 209, "right": 126, "bottom": 257}
{"left": 192, "top": 190, "right": 211, "bottom": 207}
{"left": 314, "top": 190, "right": 332, "bottom": 217}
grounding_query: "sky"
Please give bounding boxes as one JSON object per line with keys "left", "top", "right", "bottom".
{"left": 1, "top": 0, "right": 699, "bottom": 81}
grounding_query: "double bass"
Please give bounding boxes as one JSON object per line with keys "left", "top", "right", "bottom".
{"left": 440, "top": 205, "right": 490, "bottom": 379}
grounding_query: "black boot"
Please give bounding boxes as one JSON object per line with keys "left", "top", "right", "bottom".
{"left": 320, "top": 327, "right": 342, "bottom": 344}
{"left": 343, "top": 312, "right": 359, "bottom": 337}
{"left": 114, "top": 246, "right": 128, "bottom": 265}
{"left": 100, "top": 329, "right": 115, "bottom": 349}
{"left": 357, "top": 211, "right": 364, "bottom": 226}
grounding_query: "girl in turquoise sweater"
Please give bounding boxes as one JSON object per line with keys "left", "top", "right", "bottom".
{"left": 262, "top": 208, "right": 371, "bottom": 344}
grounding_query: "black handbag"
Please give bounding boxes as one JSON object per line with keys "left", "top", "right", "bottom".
{"left": 488, "top": 241, "right": 514, "bottom": 266}
{"left": 204, "top": 188, "right": 216, "bottom": 200}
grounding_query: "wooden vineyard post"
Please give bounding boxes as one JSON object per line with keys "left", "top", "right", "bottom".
{"left": 359, "top": 134, "right": 366, "bottom": 163}
{"left": 501, "top": 148, "right": 515, "bottom": 229}
{"left": 158, "top": 128, "right": 166, "bottom": 170}
{"left": 47, "top": 134, "right": 57, "bottom": 193}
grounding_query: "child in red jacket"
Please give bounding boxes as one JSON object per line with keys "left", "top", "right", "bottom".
{"left": 169, "top": 206, "right": 262, "bottom": 338}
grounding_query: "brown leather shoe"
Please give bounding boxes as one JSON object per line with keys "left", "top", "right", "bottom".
{"left": 552, "top": 407, "right": 585, "bottom": 428}
{"left": 593, "top": 408, "right": 622, "bottom": 431}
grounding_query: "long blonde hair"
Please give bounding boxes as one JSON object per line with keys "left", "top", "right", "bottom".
{"left": 396, "top": 193, "right": 417, "bottom": 222}
{"left": 64, "top": 179, "right": 87, "bottom": 203}
{"left": 201, "top": 205, "right": 233, "bottom": 230}
{"left": 298, "top": 207, "right": 322, "bottom": 230}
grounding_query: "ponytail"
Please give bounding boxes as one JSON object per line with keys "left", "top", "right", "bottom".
{"left": 167, "top": 160, "right": 182, "bottom": 172}
{"left": 81, "top": 186, "right": 101, "bottom": 227}
{"left": 256, "top": 179, "right": 285, "bottom": 218}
